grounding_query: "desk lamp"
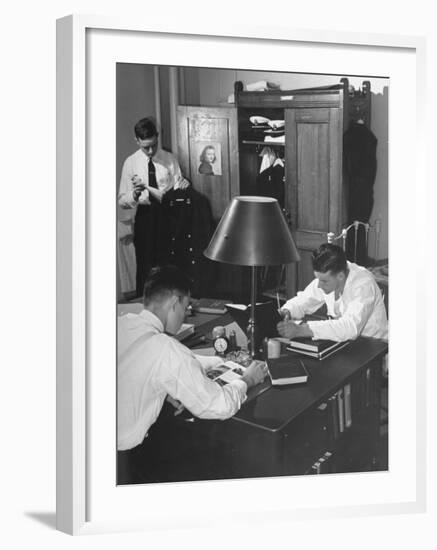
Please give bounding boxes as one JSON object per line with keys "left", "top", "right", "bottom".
{"left": 204, "top": 196, "right": 300, "bottom": 357}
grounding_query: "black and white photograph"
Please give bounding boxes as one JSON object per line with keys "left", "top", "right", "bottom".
{"left": 197, "top": 142, "right": 222, "bottom": 176}
{"left": 116, "top": 63, "right": 389, "bottom": 486}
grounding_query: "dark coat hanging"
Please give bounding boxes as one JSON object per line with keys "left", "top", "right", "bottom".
{"left": 343, "top": 122, "right": 378, "bottom": 265}
{"left": 158, "top": 187, "right": 216, "bottom": 297}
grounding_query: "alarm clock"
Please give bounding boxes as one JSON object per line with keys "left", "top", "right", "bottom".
{"left": 213, "top": 335, "right": 229, "bottom": 355}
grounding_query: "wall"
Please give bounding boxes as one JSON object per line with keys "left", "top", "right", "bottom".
{"left": 116, "top": 63, "right": 157, "bottom": 186}
{"left": 181, "top": 68, "right": 389, "bottom": 261}
{"left": 116, "top": 63, "right": 157, "bottom": 298}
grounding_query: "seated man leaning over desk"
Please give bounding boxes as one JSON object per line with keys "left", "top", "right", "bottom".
{"left": 277, "top": 243, "right": 388, "bottom": 342}
{"left": 117, "top": 264, "right": 267, "bottom": 483}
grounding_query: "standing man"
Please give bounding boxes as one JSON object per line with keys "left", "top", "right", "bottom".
{"left": 277, "top": 243, "right": 388, "bottom": 342}
{"left": 118, "top": 117, "right": 190, "bottom": 296}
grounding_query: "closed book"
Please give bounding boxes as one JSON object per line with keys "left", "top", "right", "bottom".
{"left": 287, "top": 339, "right": 349, "bottom": 360}
{"left": 344, "top": 383, "right": 352, "bottom": 428}
{"left": 175, "top": 323, "right": 195, "bottom": 341}
{"left": 328, "top": 394, "right": 339, "bottom": 443}
{"left": 267, "top": 356, "right": 308, "bottom": 386}
{"left": 192, "top": 298, "right": 230, "bottom": 315}
{"left": 289, "top": 337, "right": 341, "bottom": 353}
{"left": 337, "top": 388, "right": 345, "bottom": 433}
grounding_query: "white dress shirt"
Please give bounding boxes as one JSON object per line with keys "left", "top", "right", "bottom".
{"left": 282, "top": 262, "right": 388, "bottom": 342}
{"left": 117, "top": 309, "right": 247, "bottom": 450}
{"left": 118, "top": 148, "right": 183, "bottom": 208}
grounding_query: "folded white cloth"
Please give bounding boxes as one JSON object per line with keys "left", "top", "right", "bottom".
{"left": 264, "top": 135, "right": 285, "bottom": 143}
{"left": 259, "top": 146, "right": 277, "bottom": 173}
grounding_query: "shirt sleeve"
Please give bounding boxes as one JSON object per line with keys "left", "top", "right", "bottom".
{"left": 282, "top": 278, "right": 325, "bottom": 319}
{"left": 194, "top": 354, "right": 223, "bottom": 372}
{"left": 158, "top": 339, "right": 247, "bottom": 420}
{"left": 167, "top": 153, "right": 183, "bottom": 190}
{"left": 118, "top": 158, "right": 138, "bottom": 209}
{"left": 307, "top": 280, "right": 378, "bottom": 341}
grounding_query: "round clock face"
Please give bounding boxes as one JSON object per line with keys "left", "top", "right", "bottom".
{"left": 213, "top": 336, "right": 229, "bottom": 354}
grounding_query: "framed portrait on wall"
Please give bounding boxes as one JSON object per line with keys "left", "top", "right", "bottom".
{"left": 56, "top": 15, "right": 427, "bottom": 535}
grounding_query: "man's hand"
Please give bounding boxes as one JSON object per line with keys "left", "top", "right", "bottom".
{"left": 177, "top": 176, "right": 191, "bottom": 190}
{"left": 241, "top": 360, "right": 268, "bottom": 389}
{"left": 131, "top": 175, "right": 147, "bottom": 200}
{"left": 166, "top": 395, "right": 185, "bottom": 416}
{"left": 278, "top": 308, "right": 291, "bottom": 321}
{"left": 277, "top": 320, "right": 313, "bottom": 340}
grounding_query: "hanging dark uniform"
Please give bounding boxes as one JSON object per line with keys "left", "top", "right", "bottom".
{"left": 343, "top": 122, "right": 378, "bottom": 265}
{"left": 158, "top": 187, "right": 216, "bottom": 298}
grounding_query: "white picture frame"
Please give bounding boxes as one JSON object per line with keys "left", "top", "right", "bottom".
{"left": 56, "top": 14, "right": 427, "bottom": 535}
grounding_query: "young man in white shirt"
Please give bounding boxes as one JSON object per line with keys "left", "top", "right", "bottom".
{"left": 117, "top": 265, "right": 267, "bottom": 483}
{"left": 277, "top": 243, "right": 388, "bottom": 342}
{"left": 118, "top": 117, "right": 190, "bottom": 296}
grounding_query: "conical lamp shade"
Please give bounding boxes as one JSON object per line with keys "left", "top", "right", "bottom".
{"left": 204, "top": 196, "right": 300, "bottom": 266}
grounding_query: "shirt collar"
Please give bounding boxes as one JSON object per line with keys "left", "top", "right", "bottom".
{"left": 137, "top": 147, "right": 165, "bottom": 164}
{"left": 139, "top": 308, "right": 164, "bottom": 333}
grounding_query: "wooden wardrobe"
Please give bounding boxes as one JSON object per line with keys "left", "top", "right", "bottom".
{"left": 177, "top": 78, "right": 371, "bottom": 301}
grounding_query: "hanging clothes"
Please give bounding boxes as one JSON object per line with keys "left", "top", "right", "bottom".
{"left": 259, "top": 146, "right": 277, "bottom": 173}
{"left": 256, "top": 155, "right": 285, "bottom": 207}
{"left": 159, "top": 187, "right": 216, "bottom": 297}
{"left": 343, "top": 121, "right": 377, "bottom": 265}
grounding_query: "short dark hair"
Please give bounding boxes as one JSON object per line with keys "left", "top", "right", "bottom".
{"left": 134, "top": 117, "right": 158, "bottom": 140}
{"left": 143, "top": 265, "right": 193, "bottom": 307}
{"left": 312, "top": 243, "right": 347, "bottom": 274}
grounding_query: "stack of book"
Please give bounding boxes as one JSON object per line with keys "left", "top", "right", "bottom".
{"left": 287, "top": 338, "right": 349, "bottom": 360}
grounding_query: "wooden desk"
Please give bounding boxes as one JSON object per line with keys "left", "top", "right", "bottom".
{"left": 165, "top": 334, "right": 387, "bottom": 481}
{"left": 118, "top": 305, "right": 388, "bottom": 481}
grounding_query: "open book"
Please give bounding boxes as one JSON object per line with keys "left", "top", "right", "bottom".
{"left": 206, "top": 360, "right": 271, "bottom": 402}
{"left": 206, "top": 360, "right": 246, "bottom": 386}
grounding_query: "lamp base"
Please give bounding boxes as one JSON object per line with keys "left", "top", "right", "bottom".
{"left": 246, "top": 321, "right": 263, "bottom": 359}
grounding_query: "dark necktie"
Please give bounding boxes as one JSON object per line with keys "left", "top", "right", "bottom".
{"left": 147, "top": 158, "right": 158, "bottom": 204}
{"left": 148, "top": 158, "right": 158, "bottom": 189}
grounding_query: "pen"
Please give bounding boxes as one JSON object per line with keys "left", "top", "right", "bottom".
{"left": 276, "top": 292, "right": 281, "bottom": 311}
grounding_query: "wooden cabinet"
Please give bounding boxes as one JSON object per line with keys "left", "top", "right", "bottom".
{"left": 177, "top": 79, "right": 371, "bottom": 300}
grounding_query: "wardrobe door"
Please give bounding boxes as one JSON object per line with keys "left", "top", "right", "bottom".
{"left": 177, "top": 106, "right": 242, "bottom": 300}
{"left": 285, "top": 107, "right": 343, "bottom": 295}
{"left": 177, "top": 106, "right": 239, "bottom": 220}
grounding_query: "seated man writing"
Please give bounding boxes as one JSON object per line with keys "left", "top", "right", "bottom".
{"left": 118, "top": 265, "right": 267, "bottom": 483}
{"left": 277, "top": 243, "right": 388, "bottom": 342}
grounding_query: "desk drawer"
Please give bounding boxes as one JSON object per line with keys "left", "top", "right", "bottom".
{"left": 283, "top": 406, "right": 329, "bottom": 475}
